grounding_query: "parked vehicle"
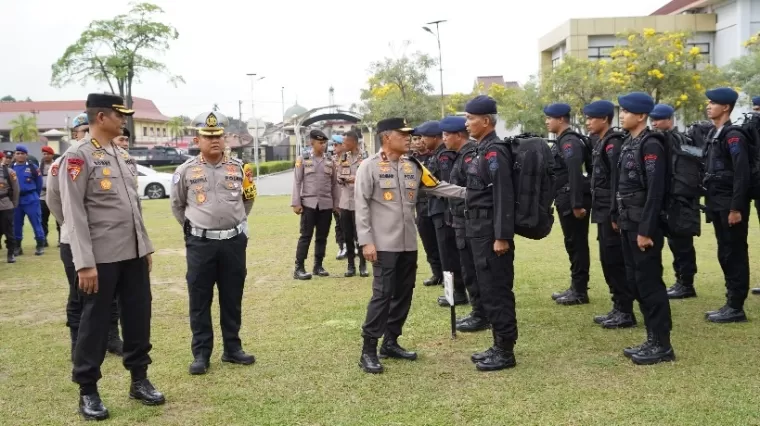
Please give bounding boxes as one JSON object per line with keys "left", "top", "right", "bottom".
{"left": 128, "top": 146, "right": 190, "bottom": 167}
{"left": 136, "top": 164, "right": 173, "bottom": 199}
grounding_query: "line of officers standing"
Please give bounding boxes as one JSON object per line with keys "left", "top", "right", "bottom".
{"left": 44, "top": 92, "right": 260, "bottom": 421}
{"left": 350, "top": 87, "right": 760, "bottom": 375}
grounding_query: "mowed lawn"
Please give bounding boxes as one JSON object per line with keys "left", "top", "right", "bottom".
{"left": 1, "top": 196, "right": 760, "bottom": 426}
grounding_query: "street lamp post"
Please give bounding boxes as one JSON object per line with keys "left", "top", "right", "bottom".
{"left": 246, "top": 73, "right": 265, "bottom": 182}
{"left": 423, "top": 20, "right": 447, "bottom": 119}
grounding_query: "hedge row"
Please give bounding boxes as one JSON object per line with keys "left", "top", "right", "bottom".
{"left": 151, "top": 160, "right": 294, "bottom": 176}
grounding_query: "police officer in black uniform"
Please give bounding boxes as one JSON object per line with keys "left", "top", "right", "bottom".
{"left": 545, "top": 103, "right": 592, "bottom": 305}
{"left": 703, "top": 88, "right": 751, "bottom": 322}
{"left": 463, "top": 96, "right": 517, "bottom": 371}
{"left": 444, "top": 116, "right": 489, "bottom": 332}
{"left": 752, "top": 96, "right": 760, "bottom": 297}
{"left": 584, "top": 100, "right": 636, "bottom": 328}
{"left": 411, "top": 129, "right": 443, "bottom": 286}
{"left": 614, "top": 92, "right": 675, "bottom": 366}
{"left": 650, "top": 104, "right": 699, "bottom": 300}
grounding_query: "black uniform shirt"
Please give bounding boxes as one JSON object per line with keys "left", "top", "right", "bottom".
{"left": 552, "top": 129, "right": 589, "bottom": 209}
{"left": 704, "top": 122, "right": 750, "bottom": 212}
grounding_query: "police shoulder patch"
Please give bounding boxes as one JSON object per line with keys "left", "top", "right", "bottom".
{"left": 173, "top": 172, "right": 181, "bottom": 185}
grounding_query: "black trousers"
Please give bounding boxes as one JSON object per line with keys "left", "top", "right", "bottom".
{"left": 416, "top": 210, "right": 441, "bottom": 278}
{"left": 0, "top": 208, "right": 14, "bottom": 252}
{"left": 333, "top": 210, "right": 344, "bottom": 245}
{"left": 620, "top": 229, "right": 672, "bottom": 335}
{"left": 185, "top": 233, "right": 248, "bottom": 358}
{"left": 667, "top": 236, "right": 697, "bottom": 287}
{"left": 362, "top": 251, "right": 418, "bottom": 339}
{"left": 432, "top": 214, "right": 465, "bottom": 295}
{"left": 597, "top": 219, "right": 633, "bottom": 312}
{"left": 467, "top": 217, "right": 517, "bottom": 342}
{"left": 40, "top": 199, "right": 60, "bottom": 241}
{"left": 72, "top": 257, "right": 152, "bottom": 386}
{"left": 707, "top": 208, "right": 750, "bottom": 309}
{"left": 558, "top": 212, "right": 590, "bottom": 293}
{"left": 454, "top": 224, "right": 483, "bottom": 317}
{"left": 60, "top": 244, "right": 120, "bottom": 334}
{"left": 340, "top": 209, "right": 361, "bottom": 263}
{"left": 295, "top": 206, "right": 333, "bottom": 264}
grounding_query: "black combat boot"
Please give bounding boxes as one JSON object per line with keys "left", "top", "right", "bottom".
{"left": 551, "top": 287, "right": 572, "bottom": 301}
{"left": 437, "top": 292, "right": 468, "bottom": 307}
{"left": 456, "top": 312, "right": 490, "bottom": 333}
{"left": 623, "top": 329, "right": 654, "bottom": 358}
{"left": 752, "top": 288, "right": 760, "bottom": 295}
{"left": 359, "top": 337, "right": 383, "bottom": 374}
{"left": 475, "top": 335, "right": 516, "bottom": 372}
{"left": 345, "top": 260, "right": 356, "bottom": 277}
{"left": 313, "top": 259, "right": 329, "bottom": 277}
{"left": 667, "top": 281, "right": 697, "bottom": 299}
{"left": 555, "top": 291, "right": 590, "bottom": 306}
{"left": 601, "top": 311, "right": 637, "bottom": 329}
{"left": 293, "top": 261, "right": 312, "bottom": 280}
{"left": 631, "top": 332, "right": 676, "bottom": 365}
{"left": 107, "top": 325, "right": 124, "bottom": 356}
{"left": 379, "top": 336, "right": 417, "bottom": 361}
{"left": 423, "top": 275, "right": 442, "bottom": 286}
{"left": 189, "top": 356, "right": 210, "bottom": 375}
{"left": 6, "top": 246, "right": 15, "bottom": 264}
{"left": 706, "top": 304, "right": 747, "bottom": 323}
{"left": 221, "top": 349, "right": 256, "bottom": 365}
{"left": 79, "top": 391, "right": 109, "bottom": 421}
{"left": 129, "top": 377, "right": 166, "bottom": 406}
{"left": 34, "top": 240, "right": 44, "bottom": 256}
{"left": 594, "top": 306, "right": 619, "bottom": 325}
{"left": 358, "top": 257, "right": 369, "bottom": 277}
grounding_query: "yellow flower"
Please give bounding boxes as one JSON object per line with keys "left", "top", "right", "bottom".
{"left": 627, "top": 65, "right": 637, "bottom": 73}
{"left": 692, "top": 75, "right": 701, "bottom": 81}
{"left": 680, "top": 94, "right": 688, "bottom": 101}
{"left": 631, "top": 52, "right": 638, "bottom": 59}
{"left": 599, "top": 59, "right": 607, "bottom": 66}
{"left": 648, "top": 69, "right": 665, "bottom": 79}
{"left": 694, "top": 83, "right": 704, "bottom": 91}
{"left": 676, "top": 100, "right": 682, "bottom": 107}
{"left": 689, "top": 46, "right": 701, "bottom": 56}
{"left": 667, "top": 53, "right": 675, "bottom": 62}
{"left": 623, "top": 50, "right": 632, "bottom": 57}
{"left": 643, "top": 28, "right": 656, "bottom": 37}
{"left": 628, "top": 34, "right": 636, "bottom": 42}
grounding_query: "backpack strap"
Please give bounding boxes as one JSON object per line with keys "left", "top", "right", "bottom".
{"left": 635, "top": 132, "right": 668, "bottom": 188}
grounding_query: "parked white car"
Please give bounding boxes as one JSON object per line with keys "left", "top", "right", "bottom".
{"left": 136, "top": 164, "right": 174, "bottom": 199}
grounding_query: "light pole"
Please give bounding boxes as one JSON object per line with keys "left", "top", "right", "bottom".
{"left": 246, "top": 73, "right": 265, "bottom": 182}
{"left": 423, "top": 20, "right": 447, "bottom": 118}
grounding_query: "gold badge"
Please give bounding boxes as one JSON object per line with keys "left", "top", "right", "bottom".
{"left": 196, "top": 192, "right": 207, "bottom": 203}
{"left": 383, "top": 191, "right": 393, "bottom": 201}
{"left": 191, "top": 166, "right": 203, "bottom": 173}
{"left": 379, "top": 165, "right": 390, "bottom": 173}
{"left": 408, "top": 190, "right": 415, "bottom": 201}
{"left": 100, "top": 179, "right": 112, "bottom": 190}
{"left": 102, "top": 167, "right": 111, "bottom": 176}
{"left": 403, "top": 163, "right": 413, "bottom": 174}
{"left": 206, "top": 113, "right": 218, "bottom": 127}
{"left": 92, "top": 151, "right": 105, "bottom": 160}
{"left": 226, "top": 181, "right": 237, "bottom": 189}
{"left": 225, "top": 165, "right": 237, "bottom": 174}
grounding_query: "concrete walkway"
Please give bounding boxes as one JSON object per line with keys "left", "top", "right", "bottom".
{"left": 256, "top": 170, "right": 294, "bottom": 196}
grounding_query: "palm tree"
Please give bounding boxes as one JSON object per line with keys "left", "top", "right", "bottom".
{"left": 9, "top": 114, "right": 39, "bottom": 142}
{"left": 167, "top": 116, "right": 185, "bottom": 145}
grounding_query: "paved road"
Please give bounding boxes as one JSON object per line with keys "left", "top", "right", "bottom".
{"left": 257, "top": 170, "right": 294, "bottom": 196}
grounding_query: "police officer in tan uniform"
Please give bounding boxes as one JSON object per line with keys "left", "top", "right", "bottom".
{"left": 59, "top": 93, "right": 164, "bottom": 420}
{"left": 355, "top": 117, "right": 466, "bottom": 374}
{"left": 338, "top": 130, "right": 368, "bottom": 277}
{"left": 291, "top": 129, "right": 339, "bottom": 280}
{"left": 171, "top": 111, "right": 257, "bottom": 375}
{"left": 0, "top": 151, "right": 19, "bottom": 263}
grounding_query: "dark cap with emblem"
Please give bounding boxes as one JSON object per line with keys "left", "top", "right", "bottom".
{"left": 618, "top": 92, "right": 655, "bottom": 114}
{"left": 705, "top": 87, "right": 739, "bottom": 106}
{"left": 309, "top": 129, "right": 329, "bottom": 141}
{"left": 440, "top": 116, "right": 467, "bottom": 133}
{"left": 192, "top": 111, "right": 228, "bottom": 136}
{"left": 86, "top": 93, "right": 135, "bottom": 116}
{"left": 416, "top": 121, "right": 441, "bottom": 137}
{"left": 753, "top": 96, "right": 760, "bottom": 107}
{"left": 650, "top": 104, "right": 675, "bottom": 120}
{"left": 583, "top": 100, "right": 614, "bottom": 118}
{"left": 377, "top": 117, "right": 414, "bottom": 133}
{"left": 544, "top": 103, "right": 572, "bottom": 118}
{"left": 465, "top": 95, "right": 498, "bottom": 115}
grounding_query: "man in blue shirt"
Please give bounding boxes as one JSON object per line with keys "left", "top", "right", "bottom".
{"left": 12, "top": 144, "right": 45, "bottom": 256}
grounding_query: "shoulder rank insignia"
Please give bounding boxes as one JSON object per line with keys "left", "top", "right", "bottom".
{"left": 90, "top": 138, "right": 102, "bottom": 149}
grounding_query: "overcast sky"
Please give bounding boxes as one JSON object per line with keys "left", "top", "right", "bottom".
{"left": 1, "top": 0, "right": 667, "bottom": 123}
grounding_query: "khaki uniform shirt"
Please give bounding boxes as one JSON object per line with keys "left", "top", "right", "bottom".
{"left": 40, "top": 160, "right": 54, "bottom": 199}
{"left": 355, "top": 151, "right": 466, "bottom": 252}
{"left": 170, "top": 154, "right": 254, "bottom": 230}
{"left": 0, "top": 164, "right": 19, "bottom": 211}
{"left": 47, "top": 141, "right": 87, "bottom": 245}
{"left": 337, "top": 150, "right": 362, "bottom": 211}
{"left": 291, "top": 155, "right": 339, "bottom": 210}
{"left": 59, "top": 137, "right": 153, "bottom": 270}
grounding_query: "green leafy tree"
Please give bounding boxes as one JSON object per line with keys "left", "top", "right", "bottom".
{"left": 51, "top": 2, "right": 184, "bottom": 146}
{"left": 1, "top": 95, "right": 16, "bottom": 102}
{"left": 167, "top": 116, "right": 185, "bottom": 143}
{"left": 357, "top": 51, "right": 438, "bottom": 126}
{"left": 608, "top": 29, "right": 727, "bottom": 123}
{"left": 9, "top": 114, "right": 39, "bottom": 142}
{"left": 725, "top": 32, "right": 760, "bottom": 103}
{"left": 489, "top": 77, "right": 548, "bottom": 136}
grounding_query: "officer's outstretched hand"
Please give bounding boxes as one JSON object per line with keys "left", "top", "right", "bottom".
{"left": 493, "top": 239, "right": 510, "bottom": 256}
{"left": 611, "top": 221, "right": 619, "bottom": 233}
{"left": 573, "top": 208, "right": 587, "bottom": 219}
{"left": 293, "top": 206, "right": 303, "bottom": 215}
{"left": 728, "top": 210, "right": 742, "bottom": 226}
{"left": 78, "top": 267, "right": 98, "bottom": 294}
{"left": 363, "top": 244, "right": 377, "bottom": 263}
{"left": 636, "top": 235, "right": 654, "bottom": 252}
{"left": 147, "top": 254, "right": 152, "bottom": 273}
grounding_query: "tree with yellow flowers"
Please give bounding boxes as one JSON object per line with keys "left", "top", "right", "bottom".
{"left": 725, "top": 32, "right": 760, "bottom": 102}
{"left": 489, "top": 77, "right": 548, "bottom": 136}
{"left": 608, "top": 29, "right": 727, "bottom": 123}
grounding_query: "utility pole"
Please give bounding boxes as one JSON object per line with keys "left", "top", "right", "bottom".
{"left": 238, "top": 100, "right": 243, "bottom": 128}
{"left": 423, "top": 20, "right": 447, "bottom": 119}
{"left": 246, "top": 73, "right": 265, "bottom": 182}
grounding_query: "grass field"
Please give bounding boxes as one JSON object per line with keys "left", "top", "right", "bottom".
{"left": 1, "top": 196, "right": 759, "bottom": 425}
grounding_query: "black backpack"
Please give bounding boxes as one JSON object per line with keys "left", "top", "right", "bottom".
{"left": 556, "top": 130, "right": 594, "bottom": 175}
{"left": 639, "top": 131, "right": 703, "bottom": 237}
{"left": 686, "top": 121, "right": 713, "bottom": 149}
{"left": 724, "top": 112, "right": 760, "bottom": 200}
{"left": 504, "top": 134, "right": 556, "bottom": 240}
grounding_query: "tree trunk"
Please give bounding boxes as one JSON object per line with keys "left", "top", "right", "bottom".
{"left": 126, "top": 69, "right": 136, "bottom": 149}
